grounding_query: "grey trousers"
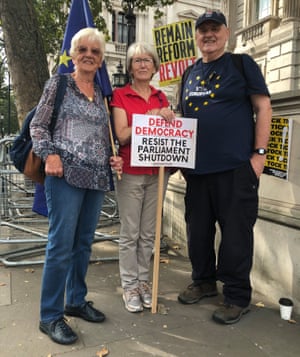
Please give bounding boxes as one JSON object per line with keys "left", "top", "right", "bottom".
{"left": 116, "top": 172, "right": 169, "bottom": 290}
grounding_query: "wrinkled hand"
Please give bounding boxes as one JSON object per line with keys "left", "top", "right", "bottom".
{"left": 147, "top": 107, "right": 176, "bottom": 123}
{"left": 110, "top": 156, "right": 123, "bottom": 177}
{"left": 159, "top": 107, "right": 176, "bottom": 123}
{"left": 45, "top": 154, "right": 64, "bottom": 177}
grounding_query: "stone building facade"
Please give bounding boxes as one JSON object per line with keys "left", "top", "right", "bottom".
{"left": 103, "top": 0, "right": 220, "bottom": 106}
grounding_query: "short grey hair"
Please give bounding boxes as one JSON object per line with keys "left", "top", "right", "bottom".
{"left": 126, "top": 42, "right": 160, "bottom": 73}
{"left": 70, "top": 27, "right": 105, "bottom": 57}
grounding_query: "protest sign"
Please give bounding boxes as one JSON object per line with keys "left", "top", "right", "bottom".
{"left": 153, "top": 20, "right": 197, "bottom": 86}
{"left": 264, "top": 117, "right": 292, "bottom": 180}
{"left": 131, "top": 114, "right": 197, "bottom": 168}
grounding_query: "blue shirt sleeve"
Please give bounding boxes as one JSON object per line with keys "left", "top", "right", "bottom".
{"left": 241, "top": 54, "right": 270, "bottom": 97}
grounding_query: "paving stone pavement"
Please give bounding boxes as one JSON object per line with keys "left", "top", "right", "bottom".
{"left": 0, "top": 223, "right": 300, "bottom": 357}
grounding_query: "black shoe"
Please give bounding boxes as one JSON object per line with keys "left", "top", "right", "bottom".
{"left": 39, "top": 318, "right": 78, "bottom": 345}
{"left": 178, "top": 282, "right": 218, "bottom": 304}
{"left": 212, "top": 304, "right": 250, "bottom": 324}
{"left": 160, "top": 237, "right": 168, "bottom": 252}
{"left": 65, "top": 301, "right": 106, "bottom": 323}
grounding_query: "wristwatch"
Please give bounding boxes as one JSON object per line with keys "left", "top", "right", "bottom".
{"left": 254, "top": 148, "right": 267, "bottom": 155}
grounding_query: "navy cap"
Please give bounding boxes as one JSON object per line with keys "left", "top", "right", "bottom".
{"left": 195, "top": 11, "right": 227, "bottom": 28}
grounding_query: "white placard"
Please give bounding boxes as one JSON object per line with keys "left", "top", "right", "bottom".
{"left": 131, "top": 114, "right": 197, "bottom": 168}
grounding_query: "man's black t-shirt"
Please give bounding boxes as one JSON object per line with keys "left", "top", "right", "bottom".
{"left": 181, "top": 52, "right": 270, "bottom": 175}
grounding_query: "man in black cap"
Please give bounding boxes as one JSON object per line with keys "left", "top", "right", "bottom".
{"left": 177, "top": 10, "right": 272, "bottom": 324}
{"left": 195, "top": 10, "right": 227, "bottom": 28}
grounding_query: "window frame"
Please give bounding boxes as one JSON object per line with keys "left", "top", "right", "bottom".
{"left": 112, "top": 10, "right": 136, "bottom": 45}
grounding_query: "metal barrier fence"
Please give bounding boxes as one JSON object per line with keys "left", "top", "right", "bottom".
{"left": 0, "top": 136, "right": 119, "bottom": 266}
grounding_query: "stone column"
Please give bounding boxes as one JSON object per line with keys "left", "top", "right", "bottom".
{"left": 222, "top": 0, "right": 237, "bottom": 51}
{"left": 282, "top": 0, "right": 300, "bottom": 21}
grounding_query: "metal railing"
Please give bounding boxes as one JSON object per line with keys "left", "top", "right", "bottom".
{"left": 0, "top": 136, "right": 120, "bottom": 266}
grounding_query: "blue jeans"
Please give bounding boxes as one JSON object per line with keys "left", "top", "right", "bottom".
{"left": 40, "top": 176, "right": 105, "bottom": 323}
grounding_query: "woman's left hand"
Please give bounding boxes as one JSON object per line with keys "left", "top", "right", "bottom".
{"left": 110, "top": 156, "right": 123, "bottom": 176}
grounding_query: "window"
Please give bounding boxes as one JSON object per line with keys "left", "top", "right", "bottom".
{"left": 112, "top": 12, "right": 127, "bottom": 43}
{"left": 112, "top": 11, "right": 136, "bottom": 44}
{"left": 256, "top": 0, "right": 271, "bottom": 20}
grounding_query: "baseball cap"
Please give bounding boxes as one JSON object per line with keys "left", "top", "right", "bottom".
{"left": 195, "top": 11, "right": 227, "bottom": 28}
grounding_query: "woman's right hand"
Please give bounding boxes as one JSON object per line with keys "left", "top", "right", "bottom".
{"left": 110, "top": 155, "right": 123, "bottom": 176}
{"left": 45, "top": 154, "right": 64, "bottom": 177}
{"left": 147, "top": 107, "right": 175, "bottom": 122}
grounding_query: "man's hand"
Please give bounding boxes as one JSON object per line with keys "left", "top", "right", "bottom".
{"left": 250, "top": 154, "right": 266, "bottom": 178}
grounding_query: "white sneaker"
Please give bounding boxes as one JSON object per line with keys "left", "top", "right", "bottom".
{"left": 123, "top": 288, "right": 143, "bottom": 313}
{"left": 139, "top": 281, "right": 152, "bottom": 308}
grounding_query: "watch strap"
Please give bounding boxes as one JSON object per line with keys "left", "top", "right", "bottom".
{"left": 254, "top": 148, "right": 267, "bottom": 155}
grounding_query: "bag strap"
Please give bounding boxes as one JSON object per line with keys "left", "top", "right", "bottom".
{"left": 49, "top": 74, "right": 67, "bottom": 135}
{"left": 230, "top": 53, "right": 246, "bottom": 80}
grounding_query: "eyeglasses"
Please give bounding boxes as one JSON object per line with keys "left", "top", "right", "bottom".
{"left": 132, "top": 58, "right": 153, "bottom": 65}
{"left": 77, "top": 46, "right": 102, "bottom": 56}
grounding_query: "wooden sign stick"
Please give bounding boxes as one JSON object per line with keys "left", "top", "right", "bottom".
{"left": 151, "top": 166, "right": 165, "bottom": 313}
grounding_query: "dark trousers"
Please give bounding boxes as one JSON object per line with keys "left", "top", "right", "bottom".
{"left": 185, "top": 161, "right": 259, "bottom": 307}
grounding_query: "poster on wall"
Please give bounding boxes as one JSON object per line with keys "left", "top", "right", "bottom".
{"left": 263, "top": 117, "right": 292, "bottom": 180}
{"left": 152, "top": 19, "right": 197, "bottom": 87}
{"left": 131, "top": 114, "right": 197, "bottom": 168}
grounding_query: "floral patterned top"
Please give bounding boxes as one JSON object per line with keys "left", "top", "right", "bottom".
{"left": 30, "top": 73, "right": 112, "bottom": 191}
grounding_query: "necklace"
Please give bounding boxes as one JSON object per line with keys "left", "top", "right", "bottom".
{"left": 72, "top": 74, "right": 94, "bottom": 101}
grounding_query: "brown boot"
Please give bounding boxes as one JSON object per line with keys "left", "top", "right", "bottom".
{"left": 178, "top": 282, "right": 218, "bottom": 304}
{"left": 212, "top": 304, "right": 250, "bottom": 324}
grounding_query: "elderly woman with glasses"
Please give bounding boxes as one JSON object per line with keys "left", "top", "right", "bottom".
{"left": 30, "top": 27, "right": 123, "bottom": 345}
{"left": 110, "top": 41, "right": 175, "bottom": 313}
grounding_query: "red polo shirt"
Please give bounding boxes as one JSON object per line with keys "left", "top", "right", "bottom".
{"left": 110, "top": 84, "right": 169, "bottom": 175}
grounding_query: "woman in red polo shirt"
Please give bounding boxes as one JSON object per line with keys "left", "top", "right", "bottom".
{"left": 110, "top": 41, "right": 175, "bottom": 313}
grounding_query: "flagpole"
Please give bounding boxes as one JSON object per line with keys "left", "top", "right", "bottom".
{"left": 104, "top": 98, "right": 121, "bottom": 181}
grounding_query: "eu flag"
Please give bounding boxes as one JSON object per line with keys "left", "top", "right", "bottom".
{"left": 58, "top": 0, "right": 112, "bottom": 98}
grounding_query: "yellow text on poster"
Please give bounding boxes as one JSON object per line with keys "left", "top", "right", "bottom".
{"left": 264, "top": 117, "right": 291, "bottom": 180}
{"left": 153, "top": 20, "right": 197, "bottom": 87}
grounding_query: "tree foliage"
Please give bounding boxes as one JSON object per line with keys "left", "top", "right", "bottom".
{"left": 34, "top": 0, "right": 175, "bottom": 64}
{"left": 33, "top": 0, "right": 111, "bottom": 59}
{"left": 0, "top": 0, "right": 49, "bottom": 128}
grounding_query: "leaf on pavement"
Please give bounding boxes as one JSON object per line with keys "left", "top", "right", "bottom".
{"left": 157, "top": 303, "right": 169, "bottom": 315}
{"left": 96, "top": 346, "right": 109, "bottom": 357}
{"left": 255, "top": 302, "right": 265, "bottom": 307}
